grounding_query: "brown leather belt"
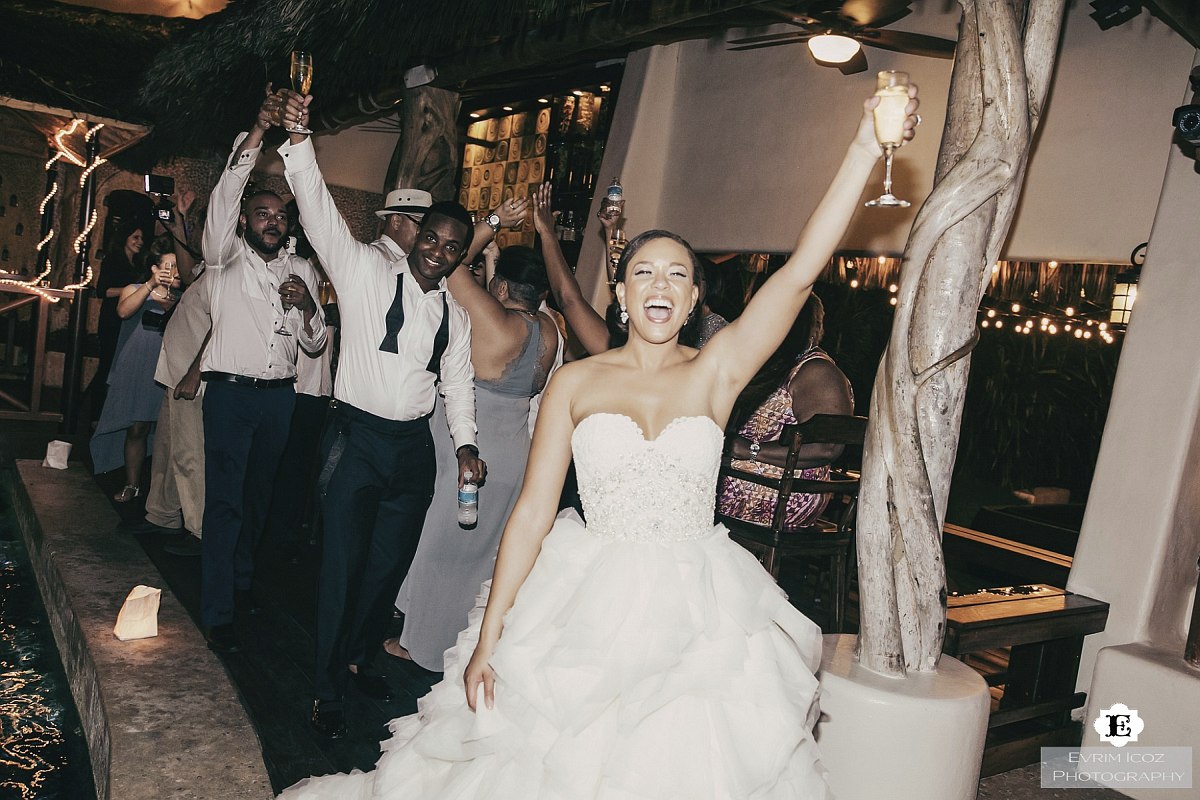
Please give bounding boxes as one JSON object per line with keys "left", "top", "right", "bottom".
{"left": 201, "top": 371, "right": 296, "bottom": 389}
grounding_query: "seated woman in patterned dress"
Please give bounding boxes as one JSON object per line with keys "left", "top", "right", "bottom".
{"left": 718, "top": 294, "right": 854, "bottom": 528}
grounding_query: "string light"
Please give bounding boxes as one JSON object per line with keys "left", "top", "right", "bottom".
{"left": 73, "top": 209, "right": 97, "bottom": 255}
{"left": 53, "top": 119, "right": 86, "bottom": 166}
{"left": 38, "top": 182, "right": 57, "bottom": 215}
{"left": 78, "top": 156, "right": 106, "bottom": 188}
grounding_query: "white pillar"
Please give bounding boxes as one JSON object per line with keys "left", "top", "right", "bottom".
{"left": 817, "top": 635, "right": 990, "bottom": 800}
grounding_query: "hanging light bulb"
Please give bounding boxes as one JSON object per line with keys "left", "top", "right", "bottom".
{"left": 807, "top": 33, "right": 862, "bottom": 64}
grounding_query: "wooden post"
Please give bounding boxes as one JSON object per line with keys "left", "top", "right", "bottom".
{"left": 383, "top": 87, "right": 460, "bottom": 202}
{"left": 855, "top": 0, "right": 1068, "bottom": 676}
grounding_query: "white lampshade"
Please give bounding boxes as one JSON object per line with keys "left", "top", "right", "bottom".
{"left": 808, "top": 33, "right": 862, "bottom": 64}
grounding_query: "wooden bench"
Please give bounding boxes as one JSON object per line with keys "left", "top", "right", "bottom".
{"left": 943, "top": 522, "right": 1073, "bottom": 587}
{"left": 943, "top": 583, "right": 1109, "bottom": 776}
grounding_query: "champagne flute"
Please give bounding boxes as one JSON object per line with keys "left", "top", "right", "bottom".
{"left": 288, "top": 51, "right": 314, "bottom": 134}
{"left": 607, "top": 227, "right": 627, "bottom": 287}
{"left": 865, "top": 70, "right": 911, "bottom": 209}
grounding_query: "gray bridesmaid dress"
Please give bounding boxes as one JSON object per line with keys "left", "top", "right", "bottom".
{"left": 396, "top": 315, "right": 547, "bottom": 671}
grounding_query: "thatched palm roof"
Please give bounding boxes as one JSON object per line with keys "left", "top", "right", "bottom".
{"left": 0, "top": 0, "right": 184, "bottom": 123}
{"left": 137, "top": 0, "right": 798, "bottom": 154}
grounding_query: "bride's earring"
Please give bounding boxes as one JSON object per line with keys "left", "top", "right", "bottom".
{"left": 619, "top": 305, "right": 628, "bottom": 325}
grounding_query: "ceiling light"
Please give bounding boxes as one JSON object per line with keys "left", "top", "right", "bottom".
{"left": 502, "top": 106, "right": 513, "bottom": 112}
{"left": 538, "top": 97, "right": 550, "bottom": 104}
{"left": 469, "top": 112, "right": 481, "bottom": 119}
{"left": 807, "top": 33, "right": 861, "bottom": 64}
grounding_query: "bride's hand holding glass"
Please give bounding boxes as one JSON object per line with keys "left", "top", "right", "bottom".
{"left": 860, "top": 75, "right": 920, "bottom": 207}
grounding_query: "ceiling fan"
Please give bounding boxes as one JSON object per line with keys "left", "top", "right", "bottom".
{"left": 727, "top": 0, "right": 957, "bottom": 75}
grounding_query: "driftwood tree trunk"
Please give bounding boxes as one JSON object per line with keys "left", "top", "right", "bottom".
{"left": 384, "top": 86, "right": 461, "bottom": 201}
{"left": 855, "top": 0, "right": 1067, "bottom": 677}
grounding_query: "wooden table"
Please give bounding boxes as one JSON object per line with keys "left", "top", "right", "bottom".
{"left": 943, "top": 585, "right": 1110, "bottom": 776}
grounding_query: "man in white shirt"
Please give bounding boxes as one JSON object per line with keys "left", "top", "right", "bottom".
{"left": 194, "top": 101, "right": 327, "bottom": 655}
{"left": 275, "top": 90, "right": 485, "bottom": 737}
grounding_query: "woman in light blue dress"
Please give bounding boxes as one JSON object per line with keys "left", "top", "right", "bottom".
{"left": 91, "top": 239, "right": 181, "bottom": 501}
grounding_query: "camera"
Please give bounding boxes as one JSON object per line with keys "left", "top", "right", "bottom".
{"left": 144, "top": 173, "right": 176, "bottom": 223}
{"left": 1173, "top": 104, "right": 1200, "bottom": 146}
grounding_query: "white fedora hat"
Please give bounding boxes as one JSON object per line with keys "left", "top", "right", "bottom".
{"left": 376, "top": 188, "right": 433, "bottom": 219}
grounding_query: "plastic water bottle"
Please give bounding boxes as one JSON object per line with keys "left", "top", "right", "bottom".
{"left": 458, "top": 471, "right": 478, "bottom": 528}
{"left": 602, "top": 177, "right": 624, "bottom": 218}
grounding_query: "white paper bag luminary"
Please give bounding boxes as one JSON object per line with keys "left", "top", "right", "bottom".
{"left": 113, "top": 585, "right": 162, "bottom": 641}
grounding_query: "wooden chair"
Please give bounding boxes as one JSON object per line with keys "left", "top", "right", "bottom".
{"left": 717, "top": 414, "right": 868, "bottom": 632}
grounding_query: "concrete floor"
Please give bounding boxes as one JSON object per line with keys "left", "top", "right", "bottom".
{"left": 0, "top": 422, "right": 1128, "bottom": 796}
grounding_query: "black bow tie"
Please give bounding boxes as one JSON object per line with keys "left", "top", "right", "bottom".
{"left": 378, "top": 272, "right": 451, "bottom": 380}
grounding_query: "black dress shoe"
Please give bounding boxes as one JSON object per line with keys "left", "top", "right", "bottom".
{"left": 348, "top": 667, "right": 393, "bottom": 701}
{"left": 310, "top": 700, "right": 346, "bottom": 738}
{"left": 163, "top": 535, "right": 203, "bottom": 557}
{"left": 203, "top": 624, "right": 240, "bottom": 654}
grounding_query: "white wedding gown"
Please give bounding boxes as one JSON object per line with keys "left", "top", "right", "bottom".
{"left": 280, "top": 414, "right": 831, "bottom": 799}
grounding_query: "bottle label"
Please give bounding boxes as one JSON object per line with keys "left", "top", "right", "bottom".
{"left": 458, "top": 486, "right": 477, "bottom": 505}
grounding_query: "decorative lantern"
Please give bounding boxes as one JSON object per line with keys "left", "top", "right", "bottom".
{"left": 1110, "top": 243, "right": 1146, "bottom": 325}
{"left": 1109, "top": 270, "right": 1137, "bottom": 324}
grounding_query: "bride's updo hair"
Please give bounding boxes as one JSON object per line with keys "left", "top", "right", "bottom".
{"left": 606, "top": 230, "right": 705, "bottom": 347}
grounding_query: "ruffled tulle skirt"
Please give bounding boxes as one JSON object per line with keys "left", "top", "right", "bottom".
{"left": 279, "top": 512, "right": 831, "bottom": 799}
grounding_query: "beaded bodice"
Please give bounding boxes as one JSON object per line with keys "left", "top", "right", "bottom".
{"left": 572, "top": 414, "right": 722, "bottom": 542}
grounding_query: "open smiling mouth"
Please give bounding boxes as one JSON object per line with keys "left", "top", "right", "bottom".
{"left": 644, "top": 297, "right": 674, "bottom": 323}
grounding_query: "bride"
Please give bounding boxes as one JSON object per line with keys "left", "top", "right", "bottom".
{"left": 280, "top": 86, "right": 918, "bottom": 800}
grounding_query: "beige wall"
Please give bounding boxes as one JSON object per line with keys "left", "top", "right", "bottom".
{"left": 1069, "top": 55, "right": 1200, "bottom": 687}
{"left": 581, "top": 4, "right": 1192, "bottom": 266}
{"left": 255, "top": 120, "right": 401, "bottom": 195}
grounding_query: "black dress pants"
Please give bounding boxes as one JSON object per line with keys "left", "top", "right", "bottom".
{"left": 264, "top": 392, "right": 331, "bottom": 551}
{"left": 201, "top": 381, "right": 295, "bottom": 627}
{"left": 314, "top": 402, "right": 435, "bottom": 702}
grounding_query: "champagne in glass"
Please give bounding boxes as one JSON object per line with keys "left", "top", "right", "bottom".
{"left": 607, "top": 228, "right": 627, "bottom": 286}
{"left": 865, "top": 70, "right": 911, "bottom": 209}
{"left": 288, "top": 51, "right": 314, "bottom": 134}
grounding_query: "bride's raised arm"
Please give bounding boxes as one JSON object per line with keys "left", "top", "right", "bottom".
{"left": 700, "top": 87, "right": 919, "bottom": 400}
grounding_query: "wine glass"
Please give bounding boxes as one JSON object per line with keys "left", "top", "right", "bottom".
{"left": 288, "top": 51, "right": 314, "bottom": 134}
{"left": 865, "top": 70, "right": 911, "bottom": 209}
{"left": 607, "top": 228, "right": 627, "bottom": 286}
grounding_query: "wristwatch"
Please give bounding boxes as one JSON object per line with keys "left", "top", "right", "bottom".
{"left": 484, "top": 213, "right": 501, "bottom": 233}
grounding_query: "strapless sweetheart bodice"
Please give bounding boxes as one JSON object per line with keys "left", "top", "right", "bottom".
{"left": 571, "top": 413, "right": 723, "bottom": 543}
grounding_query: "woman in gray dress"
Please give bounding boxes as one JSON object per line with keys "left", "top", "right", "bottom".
{"left": 388, "top": 243, "right": 559, "bottom": 671}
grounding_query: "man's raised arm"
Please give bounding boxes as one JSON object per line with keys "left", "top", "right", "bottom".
{"left": 202, "top": 92, "right": 273, "bottom": 266}
{"left": 275, "top": 93, "right": 374, "bottom": 287}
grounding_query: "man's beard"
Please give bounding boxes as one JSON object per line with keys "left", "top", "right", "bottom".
{"left": 245, "top": 227, "right": 285, "bottom": 255}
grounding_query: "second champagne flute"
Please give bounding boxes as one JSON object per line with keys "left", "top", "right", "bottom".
{"left": 865, "top": 70, "right": 911, "bottom": 209}
{"left": 288, "top": 50, "right": 314, "bottom": 134}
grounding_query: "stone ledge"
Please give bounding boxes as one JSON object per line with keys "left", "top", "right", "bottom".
{"left": 8, "top": 459, "right": 271, "bottom": 800}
